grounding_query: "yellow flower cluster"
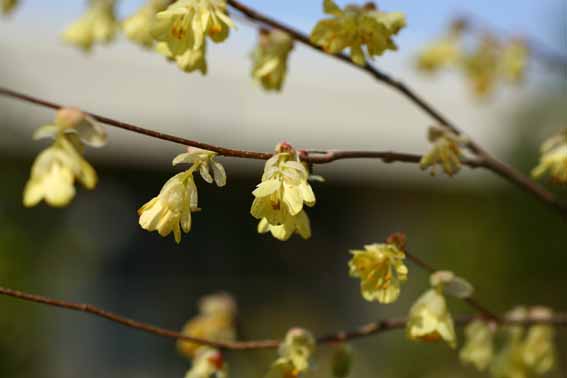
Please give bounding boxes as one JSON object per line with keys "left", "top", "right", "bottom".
{"left": 266, "top": 328, "right": 316, "bottom": 378}
{"left": 251, "top": 29, "right": 294, "bottom": 91}
{"left": 23, "top": 108, "right": 107, "bottom": 208}
{"left": 406, "top": 270, "right": 472, "bottom": 349}
{"left": 123, "top": 0, "right": 170, "bottom": 48}
{"left": 420, "top": 126, "right": 466, "bottom": 177}
{"left": 348, "top": 241, "right": 408, "bottom": 304}
{"left": 151, "top": 0, "right": 235, "bottom": 74}
{"left": 310, "top": 0, "right": 406, "bottom": 66}
{"left": 460, "top": 307, "right": 556, "bottom": 378}
{"left": 177, "top": 293, "right": 235, "bottom": 378}
{"left": 62, "top": 0, "right": 119, "bottom": 52}
{"left": 532, "top": 129, "right": 567, "bottom": 184}
{"left": 417, "top": 19, "right": 530, "bottom": 97}
{"left": 251, "top": 143, "right": 316, "bottom": 241}
{"left": 138, "top": 147, "right": 226, "bottom": 244}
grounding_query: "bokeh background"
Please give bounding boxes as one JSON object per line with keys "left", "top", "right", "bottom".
{"left": 1, "top": 0, "right": 566, "bottom": 377}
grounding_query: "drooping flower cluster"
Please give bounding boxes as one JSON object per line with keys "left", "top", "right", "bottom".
{"left": 266, "top": 328, "right": 316, "bottom": 378}
{"left": 407, "top": 270, "right": 473, "bottom": 349}
{"left": 460, "top": 306, "right": 556, "bottom": 378}
{"left": 348, "top": 235, "right": 408, "bottom": 304}
{"left": 151, "top": 0, "right": 235, "bottom": 74}
{"left": 420, "top": 126, "right": 467, "bottom": 177}
{"left": 178, "top": 293, "right": 236, "bottom": 378}
{"left": 62, "top": 0, "right": 119, "bottom": 52}
{"left": 310, "top": 0, "right": 406, "bottom": 66}
{"left": 532, "top": 129, "right": 567, "bottom": 184}
{"left": 23, "top": 108, "right": 107, "bottom": 208}
{"left": 251, "top": 29, "right": 294, "bottom": 91}
{"left": 251, "top": 143, "right": 316, "bottom": 241}
{"left": 123, "top": 0, "right": 170, "bottom": 48}
{"left": 138, "top": 147, "right": 226, "bottom": 244}
{"left": 417, "top": 19, "right": 530, "bottom": 97}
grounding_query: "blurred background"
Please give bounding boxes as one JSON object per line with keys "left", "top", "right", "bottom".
{"left": 0, "top": 0, "right": 566, "bottom": 377}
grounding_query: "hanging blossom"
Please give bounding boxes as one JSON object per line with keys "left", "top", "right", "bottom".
{"left": 420, "top": 126, "right": 467, "bottom": 177}
{"left": 2, "top": 0, "right": 18, "bottom": 15}
{"left": 251, "top": 143, "right": 316, "bottom": 241}
{"left": 177, "top": 292, "right": 236, "bottom": 363}
{"left": 417, "top": 19, "right": 465, "bottom": 73}
{"left": 490, "top": 307, "right": 556, "bottom": 378}
{"left": 406, "top": 270, "right": 473, "bottom": 349}
{"left": 138, "top": 147, "right": 226, "bottom": 244}
{"left": 310, "top": 0, "right": 406, "bottom": 66}
{"left": 460, "top": 320, "right": 495, "bottom": 371}
{"left": 151, "top": 0, "right": 235, "bottom": 73}
{"left": 251, "top": 28, "right": 294, "bottom": 91}
{"left": 62, "top": 0, "right": 119, "bottom": 52}
{"left": 23, "top": 108, "right": 107, "bottom": 208}
{"left": 185, "top": 347, "right": 228, "bottom": 378}
{"left": 266, "top": 328, "right": 316, "bottom": 378}
{"left": 532, "top": 129, "right": 567, "bottom": 184}
{"left": 499, "top": 39, "right": 529, "bottom": 84}
{"left": 348, "top": 233, "right": 408, "bottom": 304}
{"left": 462, "top": 35, "right": 502, "bottom": 98}
{"left": 123, "top": 0, "right": 170, "bottom": 48}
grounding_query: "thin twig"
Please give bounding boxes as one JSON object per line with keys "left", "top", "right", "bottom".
{"left": 0, "top": 286, "right": 565, "bottom": 351}
{"left": 225, "top": 0, "right": 567, "bottom": 215}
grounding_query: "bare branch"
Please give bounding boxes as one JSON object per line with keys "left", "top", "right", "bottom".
{"left": 0, "top": 285, "right": 565, "bottom": 351}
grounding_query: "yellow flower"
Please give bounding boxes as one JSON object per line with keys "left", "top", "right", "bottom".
{"left": 2, "top": 0, "right": 18, "bottom": 15}
{"left": 152, "top": 0, "right": 235, "bottom": 58}
{"left": 499, "top": 39, "right": 529, "bottom": 83}
{"left": 430, "top": 270, "right": 474, "bottom": 299}
{"left": 420, "top": 126, "right": 465, "bottom": 177}
{"left": 310, "top": 0, "right": 406, "bottom": 66}
{"left": 123, "top": 0, "right": 170, "bottom": 48}
{"left": 522, "top": 307, "right": 555, "bottom": 375}
{"left": 185, "top": 347, "right": 228, "bottom": 378}
{"left": 266, "top": 328, "right": 315, "bottom": 378}
{"left": 463, "top": 35, "right": 500, "bottom": 97}
{"left": 417, "top": 19, "right": 465, "bottom": 73}
{"left": 460, "top": 320, "right": 494, "bottom": 371}
{"left": 251, "top": 29, "right": 294, "bottom": 91}
{"left": 348, "top": 242, "right": 408, "bottom": 303}
{"left": 178, "top": 293, "right": 237, "bottom": 359}
{"left": 251, "top": 144, "right": 316, "bottom": 241}
{"left": 406, "top": 288, "right": 457, "bottom": 348}
{"left": 532, "top": 129, "right": 567, "bottom": 184}
{"left": 138, "top": 147, "right": 225, "bottom": 243}
{"left": 23, "top": 108, "right": 105, "bottom": 208}
{"left": 62, "top": 0, "right": 118, "bottom": 52}
{"left": 157, "top": 40, "right": 208, "bottom": 74}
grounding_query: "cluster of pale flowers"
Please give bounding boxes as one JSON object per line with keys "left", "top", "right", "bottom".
{"left": 416, "top": 19, "right": 530, "bottom": 98}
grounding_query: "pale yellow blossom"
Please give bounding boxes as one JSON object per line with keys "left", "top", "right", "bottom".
{"left": 62, "top": 0, "right": 118, "bottom": 52}
{"left": 463, "top": 36, "right": 501, "bottom": 97}
{"left": 406, "top": 288, "right": 457, "bottom": 348}
{"left": 460, "top": 320, "right": 494, "bottom": 371}
{"left": 251, "top": 29, "right": 294, "bottom": 91}
{"left": 523, "top": 307, "right": 555, "bottom": 375}
{"left": 348, "top": 242, "right": 408, "bottom": 303}
{"left": 178, "top": 293, "right": 237, "bottom": 359}
{"left": 123, "top": 0, "right": 170, "bottom": 48}
{"left": 23, "top": 108, "right": 105, "bottom": 207}
{"left": 251, "top": 144, "right": 316, "bottom": 241}
{"left": 310, "top": 0, "right": 406, "bottom": 65}
{"left": 155, "top": 40, "right": 208, "bottom": 74}
{"left": 151, "top": 0, "right": 235, "bottom": 59}
{"left": 420, "top": 126, "right": 466, "bottom": 177}
{"left": 417, "top": 20, "right": 465, "bottom": 73}
{"left": 532, "top": 129, "right": 567, "bottom": 184}
{"left": 430, "top": 270, "right": 474, "bottom": 299}
{"left": 266, "top": 328, "right": 315, "bottom": 378}
{"left": 499, "top": 39, "right": 529, "bottom": 83}
{"left": 185, "top": 347, "right": 228, "bottom": 378}
{"left": 138, "top": 147, "right": 226, "bottom": 243}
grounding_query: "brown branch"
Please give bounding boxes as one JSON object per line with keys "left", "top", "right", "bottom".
{"left": 225, "top": 0, "right": 567, "bottom": 215}
{"left": 0, "top": 86, "right": 482, "bottom": 169}
{"left": 1, "top": 286, "right": 565, "bottom": 351}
